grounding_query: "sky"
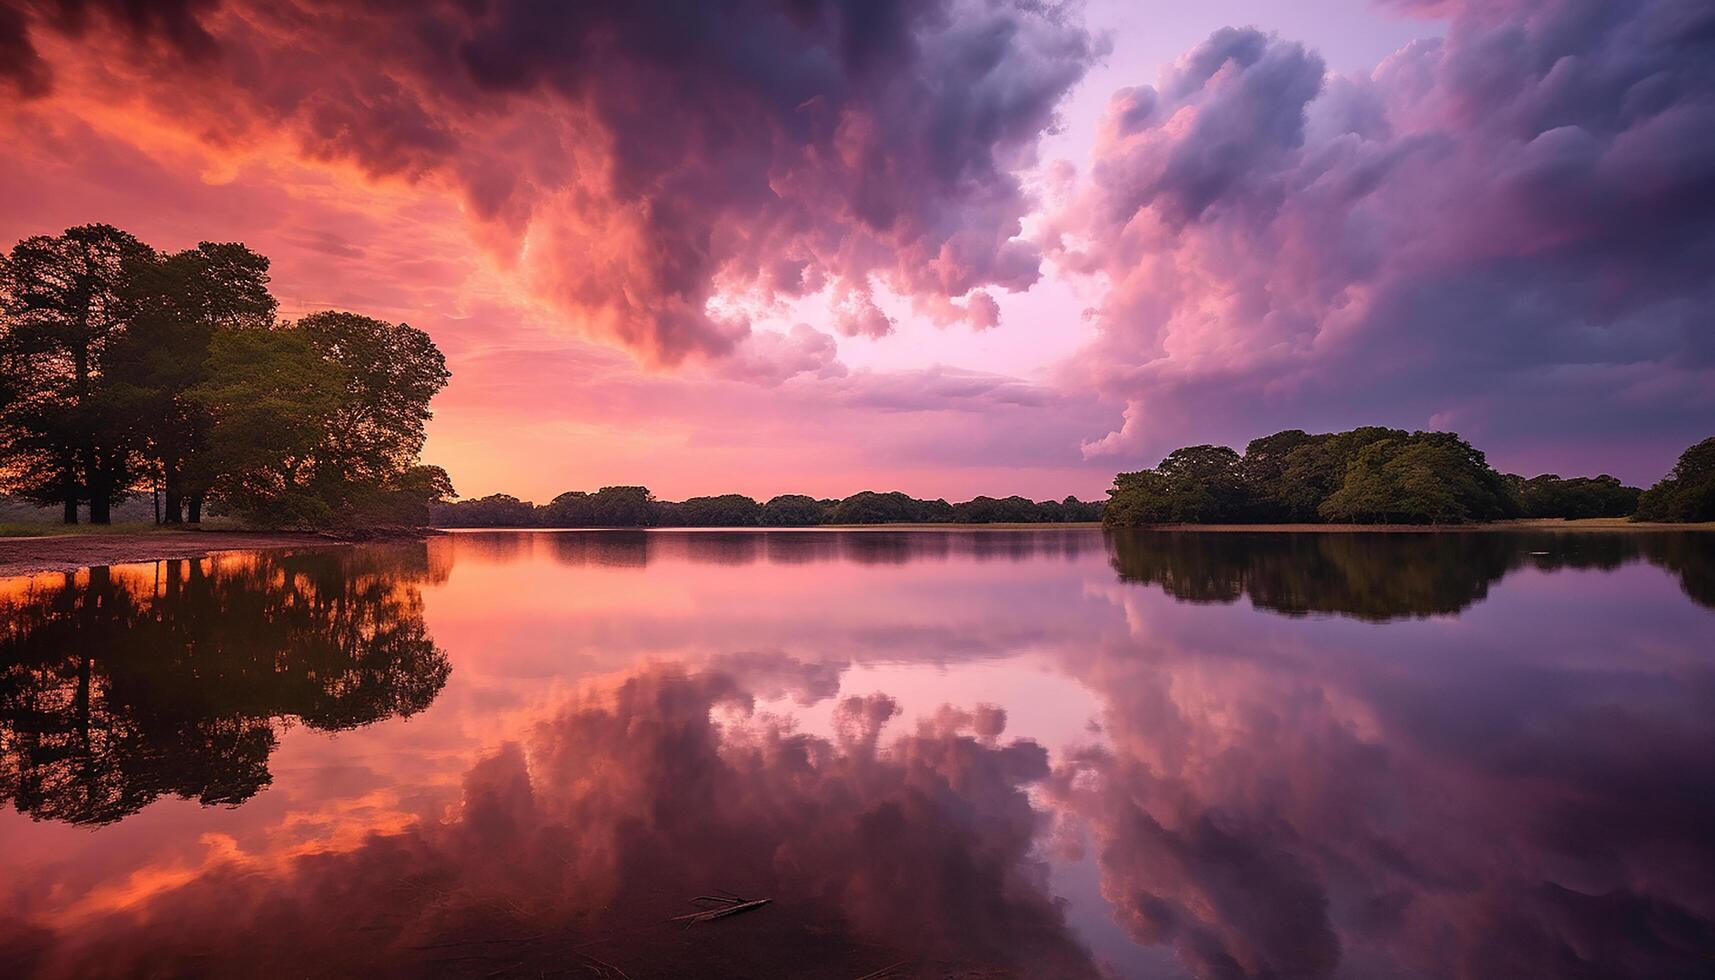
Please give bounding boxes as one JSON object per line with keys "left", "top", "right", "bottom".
{"left": 1, "top": 0, "right": 1710, "bottom": 501}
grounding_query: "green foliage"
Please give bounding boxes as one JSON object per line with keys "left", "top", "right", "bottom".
{"left": 107, "top": 241, "right": 277, "bottom": 522}
{"left": 1106, "top": 427, "right": 1521, "bottom": 526}
{"left": 666, "top": 494, "right": 764, "bottom": 527}
{"left": 1509, "top": 473, "right": 1640, "bottom": 519}
{"left": 441, "top": 493, "right": 537, "bottom": 527}
{"left": 1, "top": 225, "right": 450, "bottom": 529}
{"left": 761, "top": 494, "right": 827, "bottom": 526}
{"left": 1634, "top": 437, "right": 1715, "bottom": 523}
{"left": 827, "top": 491, "right": 954, "bottom": 524}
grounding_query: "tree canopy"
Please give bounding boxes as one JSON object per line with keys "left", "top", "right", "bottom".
{"left": 432, "top": 488, "right": 1105, "bottom": 528}
{"left": 1099, "top": 427, "right": 1638, "bottom": 526}
{"left": 1634, "top": 437, "right": 1715, "bottom": 523}
{"left": 0, "top": 225, "right": 451, "bottom": 527}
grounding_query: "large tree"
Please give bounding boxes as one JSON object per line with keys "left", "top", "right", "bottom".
{"left": 0, "top": 225, "right": 155, "bottom": 523}
{"left": 297, "top": 311, "right": 449, "bottom": 496}
{"left": 108, "top": 242, "right": 276, "bottom": 523}
{"left": 194, "top": 313, "right": 452, "bottom": 527}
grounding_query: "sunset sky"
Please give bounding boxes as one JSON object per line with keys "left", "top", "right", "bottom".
{"left": 2, "top": 0, "right": 1709, "bottom": 501}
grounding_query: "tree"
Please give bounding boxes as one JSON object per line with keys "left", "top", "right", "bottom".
{"left": 761, "top": 493, "right": 826, "bottom": 526}
{"left": 1509, "top": 473, "right": 1640, "bottom": 519}
{"left": 540, "top": 490, "right": 592, "bottom": 526}
{"left": 829, "top": 491, "right": 953, "bottom": 524}
{"left": 108, "top": 242, "right": 276, "bottom": 523}
{"left": 672, "top": 494, "right": 763, "bottom": 526}
{"left": 0, "top": 225, "right": 155, "bottom": 523}
{"left": 588, "top": 486, "right": 655, "bottom": 526}
{"left": 192, "top": 313, "right": 451, "bottom": 528}
{"left": 194, "top": 325, "right": 347, "bottom": 526}
{"left": 1634, "top": 437, "right": 1715, "bottom": 523}
{"left": 1106, "top": 427, "right": 1520, "bottom": 527}
{"left": 296, "top": 311, "right": 449, "bottom": 506}
{"left": 1103, "top": 445, "right": 1249, "bottom": 526}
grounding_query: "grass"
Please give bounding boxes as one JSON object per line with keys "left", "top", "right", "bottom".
{"left": 0, "top": 518, "right": 246, "bottom": 538}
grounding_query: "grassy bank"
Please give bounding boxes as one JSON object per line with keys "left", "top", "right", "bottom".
{"left": 0, "top": 518, "right": 248, "bottom": 538}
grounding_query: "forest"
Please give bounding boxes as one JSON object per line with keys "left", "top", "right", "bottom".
{"left": 1103, "top": 427, "right": 1714, "bottom": 526}
{"left": 431, "top": 487, "right": 1106, "bottom": 527}
{"left": 0, "top": 225, "right": 451, "bottom": 528}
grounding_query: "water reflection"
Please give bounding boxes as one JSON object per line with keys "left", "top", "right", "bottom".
{"left": 0, "top": 545, "right": 450, "bottom": 826}
{"left": 1108, "top": 529, "right": 1715, "bottom": 619}
{"left": 1, "top": 529, "right": 1713, "bottom": 978}
{"left": 446, "top": 527, "right": 1106, "bottom": 568}
{"left": 11, "top": 661, "right": 1100, "bottom": 979}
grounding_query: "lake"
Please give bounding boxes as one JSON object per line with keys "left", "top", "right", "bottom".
{"left": 2, "top": 528, "right": 1712, "bottom": 978}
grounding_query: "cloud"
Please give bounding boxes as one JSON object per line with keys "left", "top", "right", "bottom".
{"left": 717, "top": 323, "right": 848, "bottom": 386}
{"left": 1043, "top": 561, "right": 1715, "bottom": 978}
{"left": 13, "top": 662, "right": 1102, "bottom": 978}
{"left": 1054, "top": 0, "right": 1715, "bottom": 476}
{"left": 7, "top": 0, "right": 1095, "bottom": 365}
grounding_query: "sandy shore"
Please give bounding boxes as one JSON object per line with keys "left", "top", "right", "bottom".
{"left": 0, "top": 530, "right": 352, "bottom": 577}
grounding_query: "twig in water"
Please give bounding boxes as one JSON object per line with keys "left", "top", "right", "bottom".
{"left": 668, "top": 894, "right": 774, "bottom": 925}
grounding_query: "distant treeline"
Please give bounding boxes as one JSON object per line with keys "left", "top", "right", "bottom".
{"left": 431, "top": 487, "right": 1105, "bottom": 527}
{"left": 0, "top": 225, "right": 451, "bottom": 527}
{"left": 1103, "top": 427, "right": 1715, "bottom": 526}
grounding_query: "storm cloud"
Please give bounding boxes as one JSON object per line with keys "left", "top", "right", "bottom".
{"left": 4, "top": 0, "right": 1095, "bottom": 364}
{"left": 1057, "top": 0, "right": 1715, "bottom": 473}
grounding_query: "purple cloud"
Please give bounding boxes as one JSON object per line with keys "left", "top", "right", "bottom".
{"left": 1056, "top": 0, "right": 1715, "bottom": 481}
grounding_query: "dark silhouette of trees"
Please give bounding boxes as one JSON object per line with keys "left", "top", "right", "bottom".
{"left": 0, "top": 546, "right": 451, "bottom": 825}
{"left": 587, "top": 486, "right": 656, "bottom": 525}
{"left": 432, "top": 488, "right": 1105, "bottom": 528}
{"left": 0, "top": 225, "right": 155, "bottom": 523}
{"left": 1509, "top": 473, "right": 1641, "bottom": 519}
{"left": 0, "top": 226, "right": 452, "bottom": 528}
{"left": 1634, "top": 437, "right": 1715, "bottom": 523}
{"left": 660, "top": 493, "right": 764, "bottom": 527}
{"left": 760, "top": 493, "right": 827, "bottom": 526}
{"left": 827, "top": 491, "right": 954, "bottom": 524}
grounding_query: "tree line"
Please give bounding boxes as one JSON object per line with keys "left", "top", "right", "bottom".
{"left": 431, "top": 487, "right": 1106, "bottom": 527}
{"left": 0, "top": 225, "right": 452, "bottom": 527}
{"left": 1103, "top": 426, "right": 1715, "bottom": 526}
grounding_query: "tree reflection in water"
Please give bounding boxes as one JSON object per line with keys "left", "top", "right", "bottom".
{"left": 1107, "top": 529, "right": 1715, "bottom": 620}
{"left": 0, "top": 545, "right": 451, "bottom": 826}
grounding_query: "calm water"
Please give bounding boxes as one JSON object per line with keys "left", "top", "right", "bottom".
{"left": 2, "top": 529, "right": 1713, "bottom": 978}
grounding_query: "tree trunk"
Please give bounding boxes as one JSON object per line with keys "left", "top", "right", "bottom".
{"left": 87, "top": 463, "right": 111, "bottom": 525}
{"left": 162, "top": 460, "right": 183, "bottom": 525}
{"left": 188, "top": 493, "right": 203, "bottom": 524}
{"left": 63, "top": 496, "right": 79, "bottom": 525}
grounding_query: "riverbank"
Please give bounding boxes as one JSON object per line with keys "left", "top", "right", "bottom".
{"left": 1129, "top": 518, "right": 1715, "bottom": 533}
{"left": 0, "top": 529, "right": 354, "bottom": 577}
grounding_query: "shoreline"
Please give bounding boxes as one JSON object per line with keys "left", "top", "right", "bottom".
{"left": 0, "top": 530, "right": 355, "bottom": 578}
{"left": 3, "top": 517, "right": 1708, "bottom": 576}
{"left": 1117, "top": 518, "right": 1715, "bottom": 533}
